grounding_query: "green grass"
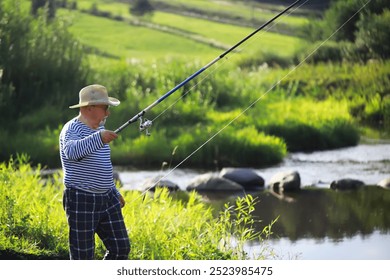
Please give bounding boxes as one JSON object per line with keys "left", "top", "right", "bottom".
{"left": 151, "top": 11, "right": 304, "bottom": 56}
{"left": 64, "top": 1, "right": 305, "bottom": 63}
{"left": 0, "top": 157, "right": 276, "bottom": 259}
{"left": 153, "top": 0, "right": 309, "bottom": 27}
{"left": 60, "top": 10, "right": 220, "bottom": 62}
{"left": 77, "top": 0, "right": 309, "bottom": 28}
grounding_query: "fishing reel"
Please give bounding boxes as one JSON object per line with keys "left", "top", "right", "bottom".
{"left": 139, "top": 116, "right": 152, "bottom": 136}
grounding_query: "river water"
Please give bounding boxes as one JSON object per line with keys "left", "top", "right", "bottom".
{"left": 119, "top": 143, "right": 390, "bottom": 260}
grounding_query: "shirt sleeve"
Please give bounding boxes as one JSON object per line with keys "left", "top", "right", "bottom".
{"left": 62, "top": 129, "right": 105, "bottom": 161}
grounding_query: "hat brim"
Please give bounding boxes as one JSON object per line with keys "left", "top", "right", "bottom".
{"left": 69, "top": 97, "right": 120, "bottom": 109}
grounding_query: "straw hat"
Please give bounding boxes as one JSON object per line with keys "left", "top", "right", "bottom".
{"left": 69, "top": 84, "right": 120, "bottom": 109}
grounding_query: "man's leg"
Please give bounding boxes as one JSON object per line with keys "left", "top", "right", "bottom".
{"left": 63, "top": 188, "right": 99, "bottom": 260}
{"left": 96, "top": 191, "right": 130, "bottom": 260}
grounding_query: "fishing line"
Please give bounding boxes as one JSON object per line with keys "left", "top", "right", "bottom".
{"left": 150, "top": 0, "right": 309, "bottom": 123}
{"left": 125, "top": 0, "right": 371, "bottom": 203}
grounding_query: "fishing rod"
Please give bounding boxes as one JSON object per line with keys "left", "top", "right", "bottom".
{"left": 115, "top": 0, "right": 303, "bottom": 135}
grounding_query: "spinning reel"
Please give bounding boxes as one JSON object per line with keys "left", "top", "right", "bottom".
{"left": 139, "top": 116, "right": 153, "bottom": 136}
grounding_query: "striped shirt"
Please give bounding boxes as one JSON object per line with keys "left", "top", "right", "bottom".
{"left": 59, "top": 117, "right": 119, "bottom": 195}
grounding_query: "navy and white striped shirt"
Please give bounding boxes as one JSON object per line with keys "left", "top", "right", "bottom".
{"left": 59, "top": 117, "right": 119, "bottom": 195}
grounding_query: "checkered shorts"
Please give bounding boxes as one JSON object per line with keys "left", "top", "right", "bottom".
{"left": 63, "top": 188, "right": 130, "bottom": 260}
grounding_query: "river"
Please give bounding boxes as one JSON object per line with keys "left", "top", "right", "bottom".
{"left": 118, "top": 143, "right": 390, "bottom": 260}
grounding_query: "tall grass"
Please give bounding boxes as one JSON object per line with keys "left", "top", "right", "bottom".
{"left": 0, "top": 157, "right": 276, "bottom": 259}
{"left": 0, "top": 155, "right": 67, "bottom": 258}
{"left": 122, "top": 189, "right": 275, "bottom": 260}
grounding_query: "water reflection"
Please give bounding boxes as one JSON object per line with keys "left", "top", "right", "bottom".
{"left": 205, "top": 187, "right": 390, "bottom": 241}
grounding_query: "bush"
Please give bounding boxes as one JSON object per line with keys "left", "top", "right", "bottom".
{"left": 237, "top": 50, "right": 293, "bottom": 69}
{"left": 0, "top": 128, "right": 62, "bottom": 167}
{"left": 356, "top": 10, "right": 390, "bottom": 60}
{"left": 172, "top": 126, "right": 286, "bottom": 168}
{"left": 297, "top": 41, "right": 344, "bottom": 64}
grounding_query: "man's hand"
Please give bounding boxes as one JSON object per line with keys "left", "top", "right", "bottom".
{"left": 100, "top": 130, "right": 118, "bottom": 144}
{"left": 119, "top": 194, "right": 126, "bottom": 208}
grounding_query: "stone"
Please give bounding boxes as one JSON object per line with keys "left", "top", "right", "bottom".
{"left": 186, "top": 173, "right": 244, "bottom": 192}
{"left": 220, "top": 167, "right": 265, "bottom": 190}
{"left": 269, "top": 170, "right": 301, "bottom": 192}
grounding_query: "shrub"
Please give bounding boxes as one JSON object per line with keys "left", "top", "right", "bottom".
{"left": 356, "top": 9, "right": 390, "bottom": 60}
{"left": 0, "top": 128, "right": 61, "bottom": 167}
{"left": 172, "top": 126, "right": 286, "bottom": 168}
{"left": 237, "top": 50, "right": 293, "bottom": 69}
{"left": 297, "top": 41, "right": 344, "bottom": 64}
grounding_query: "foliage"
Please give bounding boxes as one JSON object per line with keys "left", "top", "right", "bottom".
{"left": 170, "top": 126, "right": 286, "bottom": 168}
{"left": 0, "top": 0, "right": 89, "bottom": 128}
{"left": 237, "top": 49, "right": 294, "bottom": 69}
{"left": 0, "top": 127, "right": 62, "bottom": 167}
{"left": 31, "top": 0, "right": 56, "bottom": 19}
{"left": 251, "top": 97, "right": 359, "bottom": 151}
{"left": 355, "top": 9, "right": 390, "bottom": 60}
{"left": 0, "top": 157, "right": 275, "bottom": 259}
{"left": 0, "top": 155, "right": 67, "bottom": 258}
{"left": 301, "top": 0, "right": 390, "bottom": 61}
{"left": 129, "top": 0, "right": 154, "bottom": 17}
{"left": 321, "top": 0, "right": 364, "bottom": 42}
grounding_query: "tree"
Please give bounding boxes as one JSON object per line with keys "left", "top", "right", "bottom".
{"left": 356, "top": 10, "right": 390, "bottom": 60}
{"left": 129, "top": 0, "right": 154, "bottom": 17}
{"left": 303, "top": 0, "right": 390, "bottom": 42}
{"left": 301, "top": 0, "right": 390, "bottom": 61}
{"left": 0, "top": 0, "right": 88, "bottom": 126}
{"left": 31, "top": 0, "right": 56, "bottom": 19}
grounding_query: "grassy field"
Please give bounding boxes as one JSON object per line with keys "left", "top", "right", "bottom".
{"left": 61, "top": 10, "right": 220, "bottom": 62}
{"left": 78, "top": 0, "right": 309, "bottom": 27}
{"left": 155, "top": 0, "right": 310, "bottom": 25}
{"left": 68, "top": 0, "right": 305, "bottom": 63}
{"left": 151, "top": 12, "right": 303, "bottom": 55}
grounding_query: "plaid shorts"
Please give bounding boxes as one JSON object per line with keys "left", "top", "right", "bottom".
{"left": 63, "top": 188, "right": 130, "bottom": 260}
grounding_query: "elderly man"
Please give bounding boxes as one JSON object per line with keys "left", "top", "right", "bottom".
{"left": 59, "top": 84, "right": 130, "bottom": 260}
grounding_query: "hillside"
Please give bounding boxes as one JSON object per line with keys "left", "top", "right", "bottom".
{"left": 253, "top": 0, "right": 330, "bottom": 11}
{"left": 71, "top": 0, "right": 307, "bottom": 63}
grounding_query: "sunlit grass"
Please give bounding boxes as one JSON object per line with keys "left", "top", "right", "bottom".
{"left": 60, "top": 10, "right": 220, "bottom": 63}
{"left": 153, "top": 0, "right": 309, "bottom": 27}
{"left": 62, "top": 1, "right": 304, "bottom": 63}
{"left": 0, "top": 157, "right": 276, "bottom": 259}
{"left": 151, "top": 12, "right": 304, "bottom": 57}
